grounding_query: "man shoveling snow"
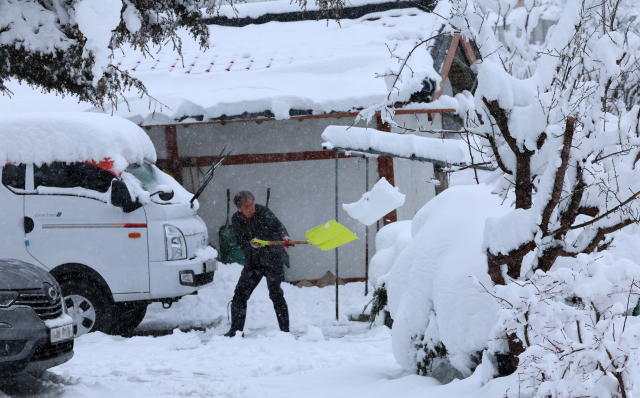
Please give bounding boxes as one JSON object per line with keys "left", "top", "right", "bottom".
{"left": 225, "top": 191, "right": 293, "bottom": 337}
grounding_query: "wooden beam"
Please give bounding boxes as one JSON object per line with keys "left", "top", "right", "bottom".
{"left": 177, "top": 150, "right": 356, "bottom": 167}
{"left": 433, "top": 33, "right": 461, "bottom": 101}
{"left": 285, "top": 277, "right": 366, "bottom": 285}
{"left": 460, "top": 38, "right": 477, "bottom": 66}
{"left": 165, "top": 125, "right": 180, "bottom": 182}
{"left": 375, "top": 113, "right": 398, "bottom": 225}
{"left": 141, "top": 108, "right": 456, "bottom": 128}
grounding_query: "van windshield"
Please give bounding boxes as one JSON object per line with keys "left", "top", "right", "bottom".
{"left": 125, "top": 162, "right": 158, "bottom": 192}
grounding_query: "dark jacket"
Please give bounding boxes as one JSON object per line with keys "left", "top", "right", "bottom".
{"left": 232, "top": 204, "right": 290, "bottom": 269}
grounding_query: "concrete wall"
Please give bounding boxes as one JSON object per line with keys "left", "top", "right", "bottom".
{"left": 144, "top": 126, "right": 168, "bottom": 159}
{"left": 176, "top": 117, "right": 356, "bottom": 156}
{"left": 390, "top": 113, "right": 439, "bottom": 221}
{"left": 142, "top": 112, "right": 443, "bottom": 281}
{"left": 173, "top": 118, "right": 378, "bottom": 282}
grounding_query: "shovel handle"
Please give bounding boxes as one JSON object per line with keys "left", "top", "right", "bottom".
{"left": 265, "top": 241, "right": 309, "bottom": 245}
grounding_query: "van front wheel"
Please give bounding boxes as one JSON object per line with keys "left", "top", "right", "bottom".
{"left": 107, "top": 302, "right": 148, "bottom": 335}
{"left": 61, "top": 281, "right": 113, "bottom": 337}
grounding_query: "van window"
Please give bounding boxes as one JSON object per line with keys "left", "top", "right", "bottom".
{"left": 34, "top": 163, "right": 114, "bottom": 193}
{"left": 2, "top": 164, "right": 26, "bottom": 190}
{"left": 125, "top": 162, "right": 157, "bottom": 192}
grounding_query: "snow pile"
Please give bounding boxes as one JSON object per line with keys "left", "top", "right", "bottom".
{"left": 483, "top": 208, "right": 538, "bottom": 257}
{"left": 342, "top": 178, "right": 405, "bottom": 226}
{"left": 322, "top": 126, "right": 470, "bottom": 165}
{"left": 194, "top": 246, "right": 218, "bottom": 263}
{"left": 54, "top": 324, "right": 413, "bottom": 398}
{"left": 385, "top": 184, "right": 510, "bottom": 377}
{"left": 0, "top": 112, "right": 156, "bottom": 174}
{"left": 141, "top": 262, "right": 372, "bottom": 332}
{"left": 368, "top": 220, "right": 411, "bottom": 288}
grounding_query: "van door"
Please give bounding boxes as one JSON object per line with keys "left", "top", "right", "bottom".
{"left": 0, "top": 165, "right": 36, "bottom": 263}
{"left": 23, "top": 162, "right": 150, "bottom": 296}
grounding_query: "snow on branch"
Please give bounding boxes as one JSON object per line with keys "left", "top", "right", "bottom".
{"left": 321, "top": 125, "right": 472, "bottom": 166}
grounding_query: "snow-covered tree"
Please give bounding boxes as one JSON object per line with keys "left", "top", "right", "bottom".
{"left": 457, "top": 0, "right": 640, "bottom": 376}
{"left": 489, "top": 253, "right": 640, "bottom": 397}
{"left": 360, "top": 0, "right": 640, "bottom": 391}
{"left": 0, "top": 0, "right": 342, "bottom": 109}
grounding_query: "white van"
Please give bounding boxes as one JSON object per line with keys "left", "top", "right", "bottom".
{"left": 0, "top": 113, "right": 217, "bottom": 335}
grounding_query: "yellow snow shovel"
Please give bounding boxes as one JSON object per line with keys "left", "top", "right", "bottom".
{"left": 251, "top": 220, "right": 357, "bottom": 251}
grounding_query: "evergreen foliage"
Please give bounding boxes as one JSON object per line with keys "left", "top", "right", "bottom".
{"left": 0, "top": 0, "right": 344, "bottom": 109}
{"left": 415, "top": 340, "right": 448, "bottom": 376}
{"left": 369, "top": 284, "right": 388, "bottom": 325}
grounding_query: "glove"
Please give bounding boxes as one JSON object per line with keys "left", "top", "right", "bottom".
{"left": 250, "top": 240, "right": 261, "bottom": 249}
{"left": 282, "top": 237, "right": 295, "bottom": 248}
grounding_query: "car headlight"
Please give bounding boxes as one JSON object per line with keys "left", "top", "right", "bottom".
{"left": 0, "top": 292, "right": 19, "bottom": 308}
{"left": 164, "top": 225, "right": 187, "bottom": 261}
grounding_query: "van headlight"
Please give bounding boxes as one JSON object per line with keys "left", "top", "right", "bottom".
{"left": 164, "top": 225, "right": 187, "bottom": 261}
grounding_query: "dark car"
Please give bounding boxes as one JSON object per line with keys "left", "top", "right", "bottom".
{"left": 0, "top": 259, "right": 74, "bottom": 376}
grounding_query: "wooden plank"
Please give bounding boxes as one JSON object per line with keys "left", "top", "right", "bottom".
{"left": 461, "top": 38, "right": 477, "bottom": 65}
{"left": 375, "top": 113, "right": 398, "bottom": 225}
{"left": 165, "top": 125, "right": 180, "bottom": 182}
{"left": 174, "top": 150, "right": 356, "bottom": 168}
{"left": 145, "top": 108, "right": 456, "bottom": 127}
{"left": 433, "top": 33, "right": 461, "bottom": 101}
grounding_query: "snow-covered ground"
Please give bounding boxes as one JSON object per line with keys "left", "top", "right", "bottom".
{"left": 0, "top": 262, "right": 512, "bottom": 398}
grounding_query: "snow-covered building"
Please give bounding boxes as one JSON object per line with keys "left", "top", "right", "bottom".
{"left": 0, "top": 0, "right": 479, "bottom": 283}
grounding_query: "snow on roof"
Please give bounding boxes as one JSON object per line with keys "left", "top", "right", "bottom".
{"left": 0, "top": 4, "right": 448, "bottom": 124}
{"left": 0, "top": 113, "right": 157, "bottom": 173}
{"left": 321, "top": 125, "right": 470, "bottom": 165}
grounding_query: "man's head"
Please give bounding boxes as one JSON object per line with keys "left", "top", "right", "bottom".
{"left": 234, "top": 191, "right": 256, "bottom": 219}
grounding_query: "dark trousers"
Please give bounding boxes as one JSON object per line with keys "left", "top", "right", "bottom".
{"left": 229, "top": 263, "right": 290, "bottom": 332}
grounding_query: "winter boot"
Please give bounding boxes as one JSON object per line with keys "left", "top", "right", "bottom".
{"left": 224, "top": 301, "right": 247, "bottom": 337}
{"left": 275, "top": 303, "right": 290, "bottom": 333}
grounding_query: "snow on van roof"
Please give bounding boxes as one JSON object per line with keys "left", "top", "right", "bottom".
{"left": 0, "top": 112, "right": 157, "bottom": 173}
{"left": 0, "top": 4, "right": 448, "bottom": 125}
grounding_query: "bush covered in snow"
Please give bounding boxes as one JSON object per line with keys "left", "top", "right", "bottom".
{"left": 489, "top": 253, "right": 640, "bottom": 397}
{"left": 383, "top": 185, "right": 509, "bottom": 382}
{"left": 368, "top": 220, "right": 412, "bottom": 289}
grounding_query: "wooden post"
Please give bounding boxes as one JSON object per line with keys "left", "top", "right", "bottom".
{"left": 365, "top": 156, "right": 369, "bottom": 296}
{"left": 375, "top": 113, "right": 397, "bottom": 225}
{"left": 433, "top": 33, "right": 461, "bottom": 101}
{"left": 165, "top": 125, "right": 180, "bottom": 183}
{"left": 335, "top": 150, "right": 340, "bottom": 321}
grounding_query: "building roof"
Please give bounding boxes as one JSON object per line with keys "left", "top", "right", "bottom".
{"left": 0, "top": 1, "right": 453, "bottom": 125}
{"left": 204, "top": 0, "right": 438, "bottom": 26}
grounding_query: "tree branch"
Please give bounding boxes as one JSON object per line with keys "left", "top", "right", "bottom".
{"left": 485, "top": 134, "right": 513, "bottom": 175}
{"left": 552, "top": 189, "right": 640, "bottom": 234}
{"left": 540, "top": 117, "right": 575, "bottom": 234}
{"left": 487, "top": 241, "right": 537, "bottom": 285}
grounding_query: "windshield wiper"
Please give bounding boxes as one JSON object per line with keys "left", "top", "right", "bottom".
{"left": 190, "top": 146, "right": 233, "bottom": 208}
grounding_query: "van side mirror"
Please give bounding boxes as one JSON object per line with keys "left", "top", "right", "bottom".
{"left": 151, "top": 185, "right": 174, "bottom": 201}
{"left": 111, "top": 179, "right": 142, "bottom": 213}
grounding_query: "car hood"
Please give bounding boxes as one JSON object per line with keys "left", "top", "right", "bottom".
{"left": 0, "top": 259, "right": 57, "bottom": 290}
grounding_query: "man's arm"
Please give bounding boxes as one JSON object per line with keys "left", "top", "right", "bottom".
{"left": 264, "top": 207, "right": 289, "bottom": 239}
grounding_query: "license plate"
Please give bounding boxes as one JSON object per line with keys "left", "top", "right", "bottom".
{"left": 50, "top": 324, "right": 74, "bottom": 344}
{"left": 204, "top": 259, "right": 216, "bottom": 273}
